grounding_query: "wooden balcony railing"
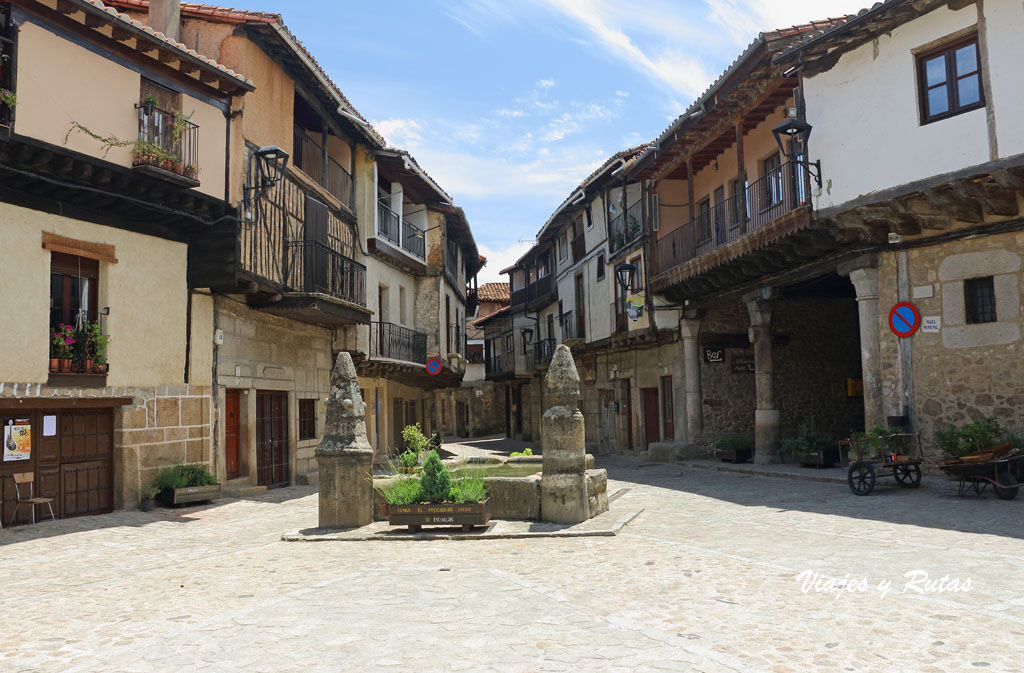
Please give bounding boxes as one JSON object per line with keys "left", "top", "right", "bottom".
{"left": 526, "top": 275, "right": 555, "bottom": 309}
{"left": 369, "top": 322, "right": 427, "bottom": 363}
{"left": 651, "top": 159, "right": 811, "bottom": 278}
{"left": 293, "top": 125, "right": 354, "bottom": 210}
{"left": 510, "top": 287, "right": 527, "bottom": 309}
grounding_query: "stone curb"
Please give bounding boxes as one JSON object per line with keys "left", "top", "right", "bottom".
{"left": 680, "top": 460, "right": 849, "bottom": 485}
{"left": 280, "top": 507, "right": 644, "bottom": 542}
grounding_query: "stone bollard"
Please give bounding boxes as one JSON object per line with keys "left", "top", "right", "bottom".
{"left": 316, "top": 351, "right": 374, "bottom": 529}
{"left": 540, "top": 345, "right": 592, "bottom": 524}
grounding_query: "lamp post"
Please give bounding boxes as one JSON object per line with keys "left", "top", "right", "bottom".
{"left": 255, "top": 145, "right": 289, "bottom": 192}
{"left": 771, "top": 119, "right": 822, "bottom": 188}
{"left": 614, "top": 262, "right": 637, "bottom": 294}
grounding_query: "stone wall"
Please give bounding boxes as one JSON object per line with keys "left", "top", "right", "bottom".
{"left": 876, "top": 233, "right": 1024, "bottom": 455}
{"left": 699, "top": 303, "right": 756, "bottom": 439}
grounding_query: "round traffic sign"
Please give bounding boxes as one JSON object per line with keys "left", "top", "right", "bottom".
{"left": 889, "top": 302, "right": 920, "bottom": 338}
{"left": 425, "top": 358, "right": 442, "bottom": 375}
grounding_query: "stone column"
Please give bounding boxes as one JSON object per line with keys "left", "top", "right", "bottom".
{"left": 746, "top": 297, "right": 779, "bottom": 464}
{"left": 679, "top": 317, "right": 703, "bottom": 440}
{"left": 839, "top": 255, "right": 883, "bottom": 429}
{"left": 316, "top": 351, "right": 374, "bottom": 529}
{"left": 541, "top": 345, "right": 590, "bottom": 524}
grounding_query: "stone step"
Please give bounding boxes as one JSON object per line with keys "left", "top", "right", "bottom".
{"left": 222, "top": 485, "right": 267, "bottom": 498}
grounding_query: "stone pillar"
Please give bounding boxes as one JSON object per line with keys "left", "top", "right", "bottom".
{"left": 540, "top": 345, "right": 590, "bottom": 524}
{"left": 839, "top": 255, "right": 883, "bottom": 429}
{"left": 679, "top": 318, "right": 703, "bottom": 440}
{"left": 746, "top": 297, "right": 779, "bottom": 464}
{"left": 316, "top": 352, "right": 374, "bottom": 529}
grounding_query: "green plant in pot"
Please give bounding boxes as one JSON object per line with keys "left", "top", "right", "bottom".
{"left": 781, "top": 420, "right": 836, "bottom": 467}
{"left": 154, "top": 463, "right": 218, "bottom": 505}
{"left": 715, "top": 433, "right": 752, "bottom": 463}
{"left": 934, "top": 417, "right": 1015, "bottom": 460}
{"left": 139, "top": 483, "right": 158, "bottom": 512}
{"left": 86, "top": 321, "right": 109, "bottom": 374}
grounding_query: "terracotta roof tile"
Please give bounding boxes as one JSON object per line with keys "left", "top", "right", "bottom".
{"left": 476, "top": 283, "right": 510, "bottom": 303}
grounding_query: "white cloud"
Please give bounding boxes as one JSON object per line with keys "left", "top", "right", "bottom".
{"left": 477, "top": 241, "right": 534, "bottom": 283}
{"left": 372, "top": 118, "right": 423, "bottom": 147}
{"left": 537, "top": 78, "right": 556, "bottom": 88}
{"left": 706, "top": 0, "right": 868, "bottom": 44}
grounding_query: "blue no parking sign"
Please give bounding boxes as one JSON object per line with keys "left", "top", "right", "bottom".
{"left": 888, "top": 302, "right": 921, "bottom": 338}
{"left": 425, "top": 358, "right": 442, "bottom": 375}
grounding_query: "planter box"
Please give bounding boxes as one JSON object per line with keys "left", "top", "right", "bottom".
{"left": 717, "top": 447, "right": 752, "bottom": 463}
{"left": 171, "top": 484, "right": 222, "bottom": 505}
{"left": 798, "top": 445, "right": 840, "bottom": 468}
{"left": 387, "top": 499, "right": 490, "bottom": 533}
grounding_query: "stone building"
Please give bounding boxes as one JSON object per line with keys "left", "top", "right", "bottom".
{"left": 0, "top": 0, "right": 249, "bottom": 519}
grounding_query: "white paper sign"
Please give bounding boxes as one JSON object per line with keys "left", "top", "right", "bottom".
{"left": 43, "top": 415, "right": 57, "bottom": 437}
{"left": 922, "top": 316, "right": 941, "bottom": 333}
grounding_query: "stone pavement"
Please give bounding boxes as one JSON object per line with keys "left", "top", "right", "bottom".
{"left": 2, "top": 456, "right": 1024, "bottom": 672}
{"left": 440, "top": 434, "right": 534, "bottom": 461}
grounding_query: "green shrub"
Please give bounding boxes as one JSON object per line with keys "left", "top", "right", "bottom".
{"left": 715, "top": 434, "right": 750, "bottom": 452}
{"left": 401, "top": 423, "right": 428, "bottom": 453}
{"left": 420, "top": 450, "right": 451, "bottom": 503}
{"left": 780, "top": 420, "right": 830, "bottom": 457}
{"left": 934, "top": 417, "right": 1013, "bottom": 458}
{"left": 510, "top": 448, "right": 533, "bottom": 458}
{"left": 377, "top": 476, "right": 423, "bottom": 506}
{"left": 398, "top": 449, "right": 419, "bottom": 469}
{"left": 448, "top": 475, "right": 487, "bottom": 504}
{"left": 153, "top": 463, "right": 217, "bottom": 502}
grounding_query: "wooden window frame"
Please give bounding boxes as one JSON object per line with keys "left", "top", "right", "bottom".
{"left": 596, "top": 253, "right": 606, "bottom": 281}
{"left": 50, "top": 252, "right": 99, "bottom": 330}
{"left": 964, "top": 276, "right": 997, "bottom": 324}
{"left": 917, "top": 34, "right": 984, "bottom": 125}
{"left": 298, "top": 398, "right": 316, "bottom": 441}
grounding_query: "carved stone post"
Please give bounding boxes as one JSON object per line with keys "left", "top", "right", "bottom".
{"left": 316, "top": 351, "right": 374, "bottom": 529}
{"left": 839, "top": 254, "right": 883, "bottom": 429}
{"left": 746, "top": 296, "right": 779, "bottom": 464}
{"left": 541, "top": 345, "right": 591, "bottom": 524}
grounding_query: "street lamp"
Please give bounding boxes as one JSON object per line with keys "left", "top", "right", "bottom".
{"left": 615, "top": 262, "right": 637, "bottom": 294}
{"left": 520, "top": 327, "right": 534, "bottom": 345}
{"left": 255, "top": 145, "right": 289, "bottom": 191}
{"left": 771, "top": 119, "right": 822, "bottom": 188}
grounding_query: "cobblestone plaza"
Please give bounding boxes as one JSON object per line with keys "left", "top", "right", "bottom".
{"left": 3, "top": 457, "right": 1022, "bottom": 672}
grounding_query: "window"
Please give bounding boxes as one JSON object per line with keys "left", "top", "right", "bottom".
{"left": 729, "top": 178, "right": 745, "bottom": 228}
{"left": 558, "top": 231, "right": 568, "bottom": 261}
{"left": 596, "top": 253, "right": 606, "bottom": 281}
{"left": 298, "top": 399, "right": 316, "bottom": 440}
{"left": 650, "top": 194, "right": 659, "bottom": 232}
{"left": 585, "top": 206, "right": 594, "bottom": 230}
{"left": 50, "top": 253, "right": 98, "bottom": 334}
{"left": 696, "top": 198, "right": 712, "bottom": 243}
{"left": 399, "top": 286, "right": 407, "bottom": 325}
{"left": 629, "top": 255, "right": 642, "bottom": 289}
{"left": 964, "top": 276, "right": 996, "bottom": 324}
{"left": 0, "top": 4, "right": 16, "bottom": 127}
{"left": 762, "top": 153, "right": 783, "bottom": 208}
{"left": 918, "top": 36, "right": 983, "bottom": 124}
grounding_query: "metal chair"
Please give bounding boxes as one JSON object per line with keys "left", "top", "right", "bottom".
{"left": 9, "top": 472, "right": 56, "bottom": 526}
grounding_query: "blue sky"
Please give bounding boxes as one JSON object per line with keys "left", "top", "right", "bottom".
{"left": 238, "top": 0, "right": 867, "bottom": 282}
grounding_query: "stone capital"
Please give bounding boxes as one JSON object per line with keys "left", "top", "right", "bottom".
{"left": 679, "top": 318, "right": 701, "bottom": 340}
{"left": 848, "top": 266, "right": 881, "bottom": 301}
{"left": 745, "top": 297, "right": 774, "bottom": 327}
{"left": 836, "top": 253, "right": 880, "bottom": 278}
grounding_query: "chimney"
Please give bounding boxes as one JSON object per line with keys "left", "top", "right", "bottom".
{"left": 148, "top": 0, "right": 181, "bottom": 42}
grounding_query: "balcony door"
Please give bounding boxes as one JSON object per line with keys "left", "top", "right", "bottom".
{"left": 575, "top": 274, "right": 586, "bottom": 340}
{"left": 713, "top": 186, "right": 726, "bottom": 246}
{"left": 304, "top": 195, "right": 329, "bottom": 293}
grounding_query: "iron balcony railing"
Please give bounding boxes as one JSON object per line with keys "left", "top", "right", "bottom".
{"left": 525, "top": 338, "right": 556, "bottom": 371}
{"left": 608, "top": 201, "right": 643, "bottom": 255}
{"left": 448, "top": 323, "right": 466, "bottom": 357}
{"left": 282, "top": 238, "right": 367, "bottom": 306}
{"left": 370, "top": 321, "right": 427, "bottom": 364}
{"left": 48, "top": 313, "right": 110, "bottom": 376}
{"left": 377, "top": 201, "right": 400, "bottom": 244}
{"left": 651, "top": 159, "right": 811, "bottom": 278}
{"left": 402, "top": 220, "right": 425, "bottom": 259}
{"left": 133, "top": 103, "right": 199, "bottom": 182}
{"left": 559, "top": 310, "right": 584, "bottom": 341}
{"left": 293, "top": 125, "right": 354, "bottom": 210}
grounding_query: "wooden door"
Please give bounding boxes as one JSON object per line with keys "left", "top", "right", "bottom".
{"left": 304, "top": 195, "right": 329, "bottom": 292}
{"left": 623, "top": 379, "right": 633, "bottom": 450}
{"left": 660, "top": 376, "right": 674, "bottom": 441}
{"left": 256, "top": 391, "right": 289, "bottom": 488}
{"left": 642, "top": 387, "right": 660, "bottom": 448}
{"left": 393, "top": 399, "right": 404, "bottom": 450}
{"left": 575, "top": 274, "right": 586, "bottom": 339}
{"left": 225, "top": 389, "right": 240, "bottom": 480}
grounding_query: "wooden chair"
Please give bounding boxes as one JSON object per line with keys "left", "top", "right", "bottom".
{"left": 9, "top": 472, "right": 55, "bottom": 526}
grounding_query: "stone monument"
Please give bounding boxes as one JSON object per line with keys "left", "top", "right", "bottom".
{"left": 316, "top": 351, "right": 374, "bottom": 528}
{"left": 541, "top": 345, "right": 607, "bottom": 523}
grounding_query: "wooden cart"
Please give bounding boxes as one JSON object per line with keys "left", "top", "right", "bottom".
{"left": 938, "top": 444, "right": 1022, "bottom": 500}
{"left": 842, "top": 432, "right": 924, "bottom": 496}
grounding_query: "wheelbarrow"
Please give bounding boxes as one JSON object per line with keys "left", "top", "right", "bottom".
{"left": 938, "top": 444, "right": 1022, "bottom": 500}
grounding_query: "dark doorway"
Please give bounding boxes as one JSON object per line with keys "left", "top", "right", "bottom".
{"left": 256, "top": 391, "right": 289, "bottom": 488}
{"left": 575, "top": 274, "right": 586, "bottom": 339}
{"left": 623, "top": 379, "right": 633, "bottom": 449}
{"left": 225, "top": 389, "right": 240, "bottom": 480}
{"left": 393, "top": 399, "right": 404, "bottom": 450}
{"left": 660, "top": 376, "right": 674, "bottom": 441}
{"left": 642, "top": 387, "right": 660, "bottom": 448}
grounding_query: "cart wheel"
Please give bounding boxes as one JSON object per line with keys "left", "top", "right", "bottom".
{"left": 848, "top": 462, "right": 876, "bottom": 496}
{"left": 893, "top": 463, "right": 922, "bottom": 488}
{"left": 994, "top": 472, "right": 1020, "bottom": 501}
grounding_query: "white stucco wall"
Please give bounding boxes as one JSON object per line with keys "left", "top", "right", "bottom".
{"left": 805, "top": 3, "right": 989, "bottom": 210}
{"left": 984, "top": 0, "right": 1024, "bottom": 157}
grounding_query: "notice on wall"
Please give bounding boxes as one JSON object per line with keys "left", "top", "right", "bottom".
{"left": 703, "top": 346, "right": 725, "bottom": 363}
{"left": 43, "top": 415, "right": 57, "bottom": 437}
{"left": 922, "top": 316, "right": 941, "bottom": 333}
{"left": 3, "top": 418, "right": 31, "bottom": 462}
{"left": 731, "top": 355, "right": 755, "bottom": 374}
{"left": 626, "top": 295, "right": 645, "bottom": 321}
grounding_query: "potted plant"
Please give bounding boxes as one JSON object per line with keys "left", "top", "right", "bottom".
{"left": 715, "top": 433, "right": 752, "bottom": 463}
{"left": 379, "top": 450, "right": 489, "bottom": 533}
{"left": 141, "top": 93, "right": 159, "bottom": 116}
{"left": 154, "top": 463, "right": 221, "bottom": 506}
{"left": 86, "top": 321, "right": 109, "bottom": 374}
{"left": 0, "top": 88, "right": 15, "bottom": 110}
{"left": 935, "top": 417, "right": 1015, "bottom": 462}
{"left": 51, "top": 323, "right": 76, "bottom": 372}
{"left": 396, "top": 423, "right": 427, "bottom": 473}
{"left": 139, "top": 483, "right": 158, "bottom": 512}
{"left": 781, "top": 420, "right": 838, "bottom": 468}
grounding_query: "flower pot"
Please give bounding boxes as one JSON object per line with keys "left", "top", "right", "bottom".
{"left": 139, "top": 498, "right": 155, "bottom": 512}
{"left": 49, "top": 358, "right": 60, "bottom": 372}
{"left": 59, "top": 358, "right": 73, "bottom": 372}
{"left": 83, "top": 359, "right": 94, "bottom": 372}
{"left": 93, "top": 362, "right": 107, "bottom": 375}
